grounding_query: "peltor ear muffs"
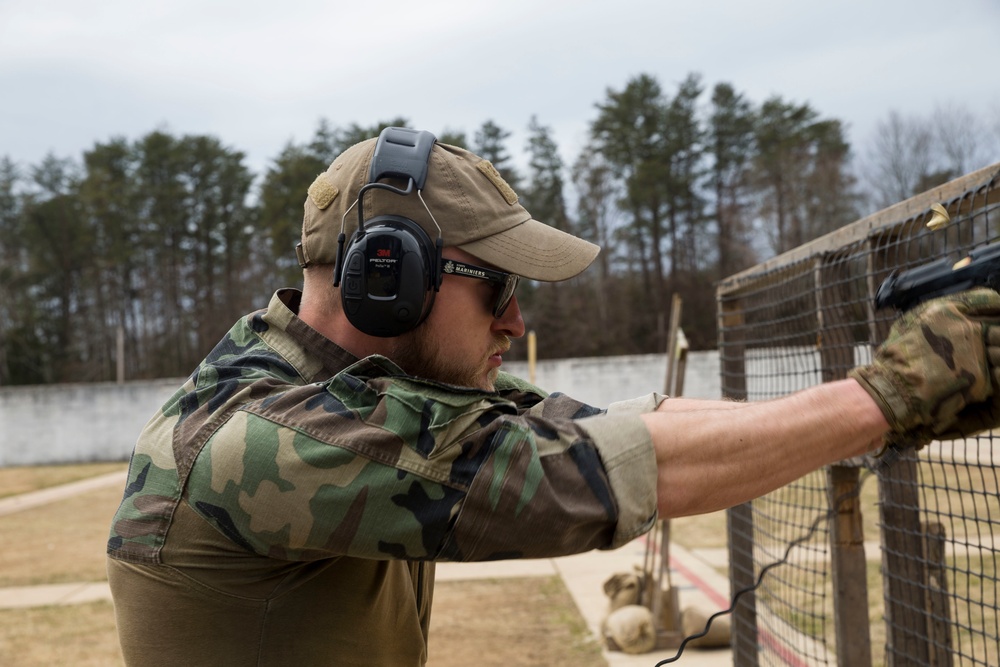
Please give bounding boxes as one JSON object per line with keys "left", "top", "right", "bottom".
{"left": 333, "top": 127, "right": 443, "bottom": 337}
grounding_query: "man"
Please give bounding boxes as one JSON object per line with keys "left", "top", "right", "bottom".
{"left": 107, "top": 128, "right": 1000, "bottom": 666}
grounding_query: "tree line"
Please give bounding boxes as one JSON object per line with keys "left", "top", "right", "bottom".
{"left": 1, "top": 72, "right": 996, "bottom": 385}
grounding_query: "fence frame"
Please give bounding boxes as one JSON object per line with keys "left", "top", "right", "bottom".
{"left": 717, "top": 162, "right": 1000, "bottom": 667}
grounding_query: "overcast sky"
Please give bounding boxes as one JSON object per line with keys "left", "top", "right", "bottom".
{"left": 3, "top": 0, "right": 999, "bottom": 180}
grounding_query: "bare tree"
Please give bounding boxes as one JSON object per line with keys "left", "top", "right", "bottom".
{"left": 931, "top": 103, "right": 989, "bottom": 176}
{"left": 860, "top": 110, "right": 934, "bottom": 209}
{"left": 860, "top": 104, "right": 1000, "bottom": 211}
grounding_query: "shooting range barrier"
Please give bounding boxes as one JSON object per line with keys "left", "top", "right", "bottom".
{"left": 718, "top": 161, "right": 1000, "bottom": 666}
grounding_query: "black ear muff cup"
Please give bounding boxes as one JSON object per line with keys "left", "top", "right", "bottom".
{"left": 340, "top": 216, "right": 437, "bottom": 337}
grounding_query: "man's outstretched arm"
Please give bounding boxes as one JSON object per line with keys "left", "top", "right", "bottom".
{"left": 643, "top": 379, "right": 887, "bottom": 518}
{"left": 645, "top": 288, "right": 1000, "bottom": 519}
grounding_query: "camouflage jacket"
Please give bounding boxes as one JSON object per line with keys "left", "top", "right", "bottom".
{"left": 108, "top": 290, "right": 660, "bottom": 565}
{"left": 106, "top": 289, "right": 660, "bottom": 665}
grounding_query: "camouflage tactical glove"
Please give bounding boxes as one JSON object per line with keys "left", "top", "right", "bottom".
{"left": 924, "top": 325, "right": 1000, "bottom": 441}
{"left": 849, "top": 288, "right": 1000, "bottom": 446}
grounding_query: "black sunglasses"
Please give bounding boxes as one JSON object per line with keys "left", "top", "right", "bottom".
{"left": 441, "top": 259, "right": 520, "bottom": 318}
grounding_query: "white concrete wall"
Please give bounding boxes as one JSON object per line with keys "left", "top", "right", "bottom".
{"left": 0, "top": 378, "right": 183, "bottom": 467}
{"left": 0, "top": 352, "right": 723, "bottom": 467}
{"left": 503, "top": 350, "right": 722, "bottom": 407}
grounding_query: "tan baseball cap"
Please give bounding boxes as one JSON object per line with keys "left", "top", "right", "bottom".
{"left": 297, "top": 134, "right": 599, "bottom": 282}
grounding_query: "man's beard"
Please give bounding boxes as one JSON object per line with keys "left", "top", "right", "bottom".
{"left": 388, "top": 326, "right": 510, "bottom": 391}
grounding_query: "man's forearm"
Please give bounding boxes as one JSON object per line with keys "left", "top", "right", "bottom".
{"left": 641, "top": 379, "right": 889, "bottom": 518}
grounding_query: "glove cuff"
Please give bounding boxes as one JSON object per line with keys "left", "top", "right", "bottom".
{"left": 849, "top": 363, "right": 914, "bottom": 433}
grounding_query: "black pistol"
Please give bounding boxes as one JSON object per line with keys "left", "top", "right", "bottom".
{"left": 875, "top": 244, "right": 1000, "bottom": 311}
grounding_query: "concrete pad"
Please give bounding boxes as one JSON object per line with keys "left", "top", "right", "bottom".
{"left": 435, "top": 558, "right": 557, "bottom": 581}
{"left": 689, "top": 547, "right": 729, "bottom": 571}
{"left": 0, "top": 582, "right": 112, "bottom": 610}
{"left": 553, "top": 538, "right": 733, "bottom": 667}
{"left": 61, "top": 582, "right": 114, "bottom": 605}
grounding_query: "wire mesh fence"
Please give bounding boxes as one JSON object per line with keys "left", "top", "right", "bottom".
{"left": 718, "top": 162, "right": 1000, "bottom": 667}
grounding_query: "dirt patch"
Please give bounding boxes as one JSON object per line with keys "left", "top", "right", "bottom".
{"left": 428, "top": 577, "right": 607, "bottom": 667}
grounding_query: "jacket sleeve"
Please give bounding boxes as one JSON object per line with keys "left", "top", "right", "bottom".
{"left": 182, "top": 359, "right": 661, "bottom": 561}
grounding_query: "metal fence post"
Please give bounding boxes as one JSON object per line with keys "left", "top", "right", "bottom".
{"left": 818, "top": 254, "right": 874, "bottom": 667}
{"left": 720, "top": 294, "right": 758, "bottom": 667}
{"left": 879, "top": 449, "right": 932, "bottom": 666}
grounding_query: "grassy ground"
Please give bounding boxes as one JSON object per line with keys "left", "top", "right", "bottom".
{"left": 0, "top": 462, "right": 127, "bottom": 499}
{"left": 0, "top": 463, "right": 127, "bottom": 666}
{"left": 0, "top": 463, "right": 606, "bottom": 667}
{"left": 671, "top": 510, "right": 729, "bottom": 550}
{"left": 430, "top": 577, "right": 606, "bottom": 667}
{"left": 0, "top": 602, "right": 122, "bottom": 667}
{"left": 0, "top": 483, "right": 122, "bottom": 588}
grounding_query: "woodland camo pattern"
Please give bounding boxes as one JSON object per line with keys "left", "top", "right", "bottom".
{"left": 108, "top": 290, "right": 656, "bottom": 565}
